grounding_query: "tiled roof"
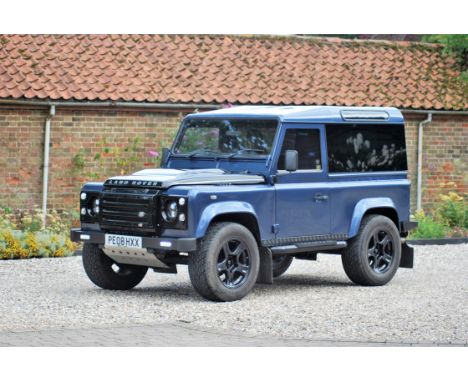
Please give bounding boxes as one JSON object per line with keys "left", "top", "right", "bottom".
{"left": 0, "top": 34, "right": 466, "bottom": 110}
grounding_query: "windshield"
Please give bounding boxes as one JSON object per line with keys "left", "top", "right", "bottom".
{"left": 173, "top": 119, "right": 278, "bottom": 158}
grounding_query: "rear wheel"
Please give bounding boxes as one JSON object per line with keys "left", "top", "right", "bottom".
{"left": 341, "top": 215, "right": 401, "bottom": 286}
{"left": 82, "top": 243, "right": 148, "bottom": 290}
{"left": 272, "top": 255, "right": 293, "bottom": 278}
{"left": 188, "top": 222, "right": 260, "bottom": 302}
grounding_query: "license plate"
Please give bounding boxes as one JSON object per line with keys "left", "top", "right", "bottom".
{"left": 105, "top": 234, "right": 142, "bottom": 249}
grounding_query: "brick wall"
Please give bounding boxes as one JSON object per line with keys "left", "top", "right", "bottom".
{"left": 0, "top": 108, "right": 46, "bottom": 208}
{"left": 404, "top": 113, "right": 467, "bottom": 211}
{"left": 0, "top": 106, "right": 466, "bottom": 213}
{"left": 0, "top": 107, "right": 183, "bottom": 210}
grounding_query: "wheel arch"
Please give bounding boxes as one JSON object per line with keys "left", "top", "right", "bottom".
{"left": 195, "top": 202, "right": 261, "bottom": 244}
{"left": 348, "top": 198, "right": 400, "bottom": 238}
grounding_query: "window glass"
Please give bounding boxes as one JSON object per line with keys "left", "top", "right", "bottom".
{"left": 278, "top": 129, "right": 322, "bottom": 170}
{"left": 174, "top": 119, "right": 277, "bottom": 157}
{"left": 326, "top": 124, "right": 407, "bottom": 172}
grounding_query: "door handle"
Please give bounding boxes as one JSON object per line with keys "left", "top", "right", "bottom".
{"left": 314, "top": 193, "right": 329, "bottom": 201}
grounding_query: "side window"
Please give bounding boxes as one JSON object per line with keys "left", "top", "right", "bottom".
{"left": 278, "top": 129, "right": 322, "bottom": 170}
{"left": 326, "top": 124, "right": 407, "bottom": 172}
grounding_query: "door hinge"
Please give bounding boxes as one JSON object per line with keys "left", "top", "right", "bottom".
{"left": 272, "top": 224, "right": 280, "bottom": 234}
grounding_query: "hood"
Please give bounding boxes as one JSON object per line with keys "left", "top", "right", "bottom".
{"left": 104, "top": 168, "right": 265, "bottom": 188}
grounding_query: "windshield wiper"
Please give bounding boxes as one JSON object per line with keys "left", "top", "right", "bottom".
{"left": 187, "top": 148, "right": 221, "bottom": 158}
{"left": 227, "top": 148, "right": 266, "bottom": 159}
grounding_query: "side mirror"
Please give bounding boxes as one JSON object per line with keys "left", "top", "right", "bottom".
{"left": 161, "top": 148, "right": 170, "bottom": 166}
{"left": 284, "top": 150, "right": 298, "bottom": 172}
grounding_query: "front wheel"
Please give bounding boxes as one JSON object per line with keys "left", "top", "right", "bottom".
{"left": 188, "top": 222, "right": 260, "bottom": 302}
{"left": 82, "top": 243, "right": 148, "bottom": 290}
{"left": 341, "top": 215, "right": 401, "bottom": 286}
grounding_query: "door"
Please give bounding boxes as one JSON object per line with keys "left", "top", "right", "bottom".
{"left": 273, "top": 124, "right": 331, "bottom": 240}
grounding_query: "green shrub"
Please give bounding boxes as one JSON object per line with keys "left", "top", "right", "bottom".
{"left": 409, "top": 211, "right": 449, "bottom": 239}
{"left": 0, "top": 208, "right": 79, "bottom": 260}
{"left": 1, "top": 207, "right": 79, "bottom": 234}
{"left": 0, "top": 229, "right": 78, "bottom": 259}
{"left": 435, "top": 191, "right": 468, "bottom": 229}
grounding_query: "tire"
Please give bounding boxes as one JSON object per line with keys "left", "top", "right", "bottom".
{"left": 272, "top": 255, "right": 293, "bottom": 278}
{"left": 188, "top": 222, "right": 260, "bottom": 302}
{"left": 82, "top": 243, "right": 148, "bottom": 290}
{"left": 341, "top": 214, "right": 401, "bottom": 286}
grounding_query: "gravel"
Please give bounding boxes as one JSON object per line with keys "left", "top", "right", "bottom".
{"left": 0, "top": 244, "right": 466, "bottom": 344}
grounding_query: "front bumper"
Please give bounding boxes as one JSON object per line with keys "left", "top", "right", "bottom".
{"left": 70, "top": 228, "right": 197, "bottom": 252}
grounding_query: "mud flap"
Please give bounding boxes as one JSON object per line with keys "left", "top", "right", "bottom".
{"left": 400, "top": 242, "right": 414, "bottom": 269}
{"left": 256, "top": 249, "right": 273, "bottom": 284}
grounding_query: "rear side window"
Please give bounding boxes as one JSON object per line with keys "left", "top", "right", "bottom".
{"left": 278, "top": 128, "right": 322, "bottom": 170}
{"left": 326, "top": 124, "right": 407, "bottom": 172}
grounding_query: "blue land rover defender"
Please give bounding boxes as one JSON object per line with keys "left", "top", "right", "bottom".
{"left": 71, "top": 106, "right": 416, "bottom": 301}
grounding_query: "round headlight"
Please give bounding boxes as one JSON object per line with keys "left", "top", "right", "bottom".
{"left": 165, "top": 201, "right": 178, "bottom": 221}
{"left": 93, "top": 198, "right": 100, "bottom": 214}
{"left": 88, "top": 197, "right": 100, "bottom": 216}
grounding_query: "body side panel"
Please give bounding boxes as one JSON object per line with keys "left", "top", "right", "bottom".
{"left": 326, "top": 178, "right": 411, "bottom": 237}
{"left": 161, "top": 184, "right": 275, "bottom": 241}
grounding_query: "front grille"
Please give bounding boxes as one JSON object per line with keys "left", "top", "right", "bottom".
{"left": 100, "top": 187, "right": 160, "bottom": 233}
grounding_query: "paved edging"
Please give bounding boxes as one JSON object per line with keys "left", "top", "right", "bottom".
{"left": 407, "top": 238, "right": 468, "bottom": 245}
{"left": 1, "top": 323, "right": 467, "bottom": 347}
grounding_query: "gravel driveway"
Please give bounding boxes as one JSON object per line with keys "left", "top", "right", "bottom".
{"left": 0, "top": 244, "right": 466, "bottom": 345}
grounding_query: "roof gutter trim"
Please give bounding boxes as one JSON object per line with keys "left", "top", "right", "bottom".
{"left": 399, "top": 109, "right": 468, "bottom": 115}
{"left": 0, "top": 99, "right": 222, "bottom": 110}
{"left": 0, "top": 99, "right": 466, "bottom": 115}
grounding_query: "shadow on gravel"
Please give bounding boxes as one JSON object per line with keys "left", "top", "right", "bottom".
{"left": 81, "top": 285, "right": 198, "bottom": 301}
{"left": 256, "top": 275, "right": 352, "bottom": 291}
{"left": 81, "top": 275, "right": 353, "bottom": 302}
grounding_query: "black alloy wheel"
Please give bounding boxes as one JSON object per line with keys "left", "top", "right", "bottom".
{"left": 216, "top": 239, "right": 251, "bottom": 288}
{"left": 341, "top": 214, "right": 401, "bottom": 286}
{"left": 367, "top": 229, "right": 395, "bottom": 274}
{"left": 188, "top": 222, "right": 260, "bottom": 301}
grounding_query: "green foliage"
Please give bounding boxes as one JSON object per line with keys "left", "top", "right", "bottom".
{"left": 113, "top": 136, "right": 142, "bottom": 175}
{"left": 71, "top": 149, "right": 86, "bottom": 173}
{"left": 410, "top": 211, "right": 449, "bottom": 239}
{"left": 0, "top": 208, "right": 79, "bottom": 260}
{"left": 1, "top": 207, "right": 79, "bottom": 234}
{"left": 72, "top": 136, "right": 144, "bottom": 179}
{"left": 434, "top": 190, "right": 468, "bottom": 229}
{"left": 423, "top": 35, "right": 468, "bottom": 81}
{"left": 0, "top": 229, "right": 78, "bottom": 260}
{"left": 410, "top": 184, "right": 468, "bottom": 239}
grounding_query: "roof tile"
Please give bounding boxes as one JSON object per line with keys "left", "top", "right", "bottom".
{"left": 0, "top": 34, "right": 466, "bottom": 110}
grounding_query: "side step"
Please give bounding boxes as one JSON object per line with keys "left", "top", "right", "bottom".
{"left": 270, "top": 240, "right": 347, "bottom": 255}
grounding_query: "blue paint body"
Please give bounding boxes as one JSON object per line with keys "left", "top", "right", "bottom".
{"left": 82, "top": 106, "right": 412, "bottom": 246}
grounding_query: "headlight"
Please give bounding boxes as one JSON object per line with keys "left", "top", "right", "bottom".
{"left": 164, "top": 201, "right": 178, "bottom": 222}
{"left": 90, "top": 198, "right": 100, "bottom": 215}
{"left": 80, "top": 191, "right": 101, "bottom": 221}
{"left": 160, "top": 196, "right": 188, "bottom": 229}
